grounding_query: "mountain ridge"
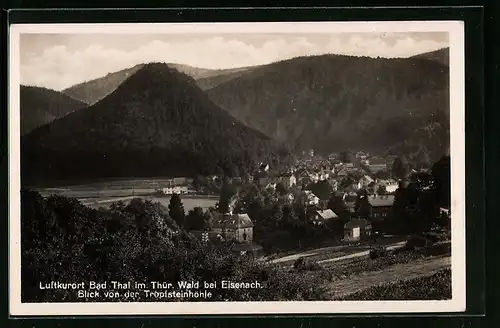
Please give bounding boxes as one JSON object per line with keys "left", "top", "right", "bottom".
{"left": 22, "top": 62, "right": 280, "bottom": 185}
{"left": 205, "top": 54, "right": 450, "bottom": 160}
{"left": 20, "top": 85, "right": 87, "bottom": 135}
{"left": 411, "top": 47, "right": 449, "bottom": 66}
{"left": 61, "top": 63, "right": 256, "bottom": 104}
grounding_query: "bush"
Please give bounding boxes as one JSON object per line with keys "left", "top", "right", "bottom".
{"left": 293, "top": 257, "right": 323, "bottom": 272}
{"left": 293, "top": 257, "right": 306, "bottom": 270}
{"left": 405, "top": 234, "right": 433, "bottom": 250}
{"left": 305, "top": 261, "right": 324, "bottom": 271}
{"left": 369, "top": 246, "right": 388, "bottom": 259}
{"left": 22, "top": 191, "right": 331, "bottom": 302}
{"left": 425, "top": 242, "right": 451, "bottom": 257}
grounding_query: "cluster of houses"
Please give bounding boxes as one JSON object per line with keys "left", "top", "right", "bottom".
{"left": 249, "top": 154, "right": 404, "bottom": 243}
{"left": 157, "top": 152, "right": 441, "bottom": 252}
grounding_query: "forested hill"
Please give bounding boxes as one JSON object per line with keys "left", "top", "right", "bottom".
{"left": 62, "top": 64, "right": 145, "bottom": 105}
{"left": 22, "top": 63, "right": 280, "bottom": 186}
{"left": 205, "top": 54, "right": 450, "bottom": 161}
{"left": 20, "top": 85, "right": 87, "bottom": 136}
{"left": 411, "top": 47, "right": 449, "bottom": 66}
{"left": 62, "top": 63, "right": 255, "bottom": 105}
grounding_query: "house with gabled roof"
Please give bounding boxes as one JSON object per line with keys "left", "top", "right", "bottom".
{"left": 279, "top": 172, "right": 297, "bottom": 187}
{"left": 265, "top": 182, "right": 277, "bottom": 191}
{"left": 212, "top": 213, "right": 254, "bottom": 243}
{"left": 367, "top": 195, "right": 395, "bottom": 219}
{"left": 337, "top": 168, "right": 349, "bottom": 177}
{"left": 303, "top": 190, "right": 320, "bottom": 206}
{"left": 342, "top": 192, "right": 358, "bottom": 213}
{"left": 310, "top": 209, "right": 339, "bottom": 225}
{"left": 344, "top": 219, "right": 372, "bottom": 241}
{"left": 359, "top": 175, "right": 374, "bottom": 187}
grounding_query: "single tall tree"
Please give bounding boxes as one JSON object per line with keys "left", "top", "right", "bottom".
{"left": 431, "top": 155, "right": 451, "bottom": 208}
{"left": 218, "top": 180, "right": 235, "bottom": 214}
{"left": 392, "top": 155, "right": 409, "bottom": 180}
{"left": 185, "top": 207, "right": 211, "bottom": 231}
{"left": 168, "top": 193, "right": 185, "bottom": 227}
{"left": 354, "top": 189, "right": 371, "bottom": 220}
{"left": 327, "top": 194, "right": 350, "bottom": 222}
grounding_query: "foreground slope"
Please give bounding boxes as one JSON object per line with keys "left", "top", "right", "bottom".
{"left": 206, "top": 54, "right": 450, "bottom": 160}
{"left": 20, "top": 85, "right": 87, "bottom": 135}
{"left": 22, "top": 63, "right": 276, "bottom": 185}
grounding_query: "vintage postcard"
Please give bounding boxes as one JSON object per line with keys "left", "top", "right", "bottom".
{"left": 9, "top": 21, "right": 465, "bottom": 315}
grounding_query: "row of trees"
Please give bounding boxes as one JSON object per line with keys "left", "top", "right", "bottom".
{"left": 389, "top": 155, "right": 451, "bottom": 233}
{"left": 167, "top": 193, "right": 212, "bottom": 231}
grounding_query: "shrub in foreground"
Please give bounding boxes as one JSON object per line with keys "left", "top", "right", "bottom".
{"left": 369, "top": 246, "right": 388, "bottom": 259}
{"left": 21, "top": 191, "right": 330, "bottom": 302}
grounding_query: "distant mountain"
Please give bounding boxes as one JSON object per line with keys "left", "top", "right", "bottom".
{"left": 20, "top": 85, "right": 87, "bottom": 135}
{"left": 196, "top": 66, "right": 256, "bottom": 90}
{"left": 62, "top": 64, "right": 145, "bottom": 105}
{"left": 205, "top": 54, "right": 450, "bottom": 161}
{"left": 62, "top": 63, "right": 254, "bottom": 104}
{"left": 22, "top": 63, "right": 280, "bottom": 186}
{"left": 411, "top": 47, "right": 449, "bottom": 66}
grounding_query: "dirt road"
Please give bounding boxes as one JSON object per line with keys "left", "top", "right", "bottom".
{"left": 326, "top": 255, "right": 451, "bottom": 299}
{"left": 269, "top": 240, "right": 407, "bottom": 266}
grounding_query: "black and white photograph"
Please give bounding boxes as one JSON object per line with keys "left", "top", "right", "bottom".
{"left": 9, "top": 21, "right": 465, "bottom": 315}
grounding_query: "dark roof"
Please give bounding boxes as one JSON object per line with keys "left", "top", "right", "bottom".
{"left": 368, "top": 195, "right": 395, "bottom": 207}
{"left": 311, "top": 181, "right": 332, "bottom": 200}
{"left": 295, "top": 168, "right": 310, "bottom": 177}
{"left": 344, "top": 194, "right": 358, "bottom": 203}
{"left": 345, "top": 201, "right": 356, "bottom": 208}
{"left": 344, "top": 219, "right": 371, "bottom": 229}
{"left": 212, "top": 213, "right": 254, "bottom": 229}
{"left": 368, "top": 157, "right": 386, "bottom": 165}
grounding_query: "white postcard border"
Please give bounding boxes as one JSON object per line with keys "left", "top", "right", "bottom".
{"left": 9, "top": 20, "right": 466, "bottom": 316}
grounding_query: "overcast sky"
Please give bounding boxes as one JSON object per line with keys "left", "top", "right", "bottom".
{"left": 20, "top": 32, "right": 448, "bottom": 91}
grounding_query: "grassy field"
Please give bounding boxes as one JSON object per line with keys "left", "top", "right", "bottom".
{"left": 84, "top": 195, "right": 218, "bottom": 213}
{"left": 327, "top": 255, "right": 451, "bottom": 299}
{"left": 35, "top": 179, "right": 218, "bottom": 213}
{"left": 339, "top": 268, "right": 452, "bottom": 300}
{"left": 285, "top": 240, "right": 452, "bottom": 300}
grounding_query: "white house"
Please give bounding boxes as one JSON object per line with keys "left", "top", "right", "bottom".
{"left": 304, "top": 190, "right": 320, "bottom": 206}
{"left": 385, "top": 182, "right": 399, "bottom": 193}
{"left": 319, "top": 171, "right": 330, "bottom": 181}
{"left": 162, "top": 186, "right": 188, "bottom": 195}
{"left": 344, "top": 219, "right": 372, "bottom": 241}
{"left": 279, "top": 173, "right": 297, "bottom": 187}
{"left": 259, "top": 163, "right": 270, "bottom": 172}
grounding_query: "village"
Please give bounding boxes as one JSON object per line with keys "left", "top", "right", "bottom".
{"left": 155, "top": 149, "right": 451, "bottom": 261}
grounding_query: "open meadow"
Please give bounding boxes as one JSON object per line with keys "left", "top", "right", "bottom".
{"left": 34, "top": 178, "right": 218, "bottom": 213}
